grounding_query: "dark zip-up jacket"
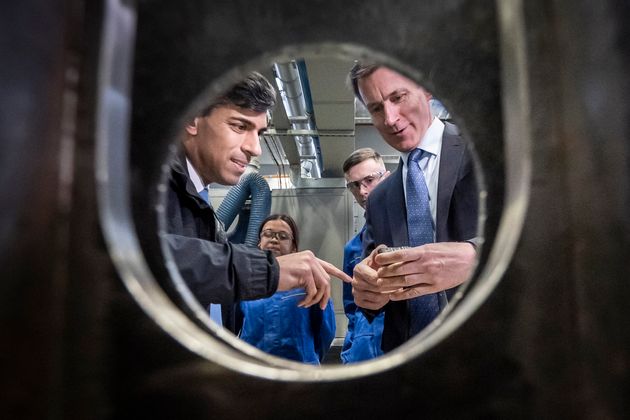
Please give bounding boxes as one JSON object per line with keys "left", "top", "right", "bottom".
{"left": 164, "top": 157, "right": 279, "bottom": 332}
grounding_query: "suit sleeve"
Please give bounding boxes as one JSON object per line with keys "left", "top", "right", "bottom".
{"left": 362, "top": 201, "right": 377, "bottom": 259}
{"left": 164, "top": 233, "right": 279, "bottom": 306}
{"left": 450, "top": 141, "right": 479, "bottom": 242}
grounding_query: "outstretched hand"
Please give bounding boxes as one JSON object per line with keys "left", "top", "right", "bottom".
{"left": 276, "top": 250, "right": 351, "bottom": 310}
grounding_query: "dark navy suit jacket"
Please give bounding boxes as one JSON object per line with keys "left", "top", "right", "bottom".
{"left": 362, "top": 122, "right": 479, "bottom": 352}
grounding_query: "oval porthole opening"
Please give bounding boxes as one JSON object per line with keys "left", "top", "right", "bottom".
{"left": 154, "top": 42, "right": 508, "bottom": 379}
{"left": 97, "top": 0, "right": 530, "bottom": 383}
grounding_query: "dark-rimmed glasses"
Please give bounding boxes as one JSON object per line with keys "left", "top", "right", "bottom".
{"left": 345, "top": 171, "right": 385, "bottom": 192}
{"left": 260, "top": 229, "right": 293, "bottom": 241}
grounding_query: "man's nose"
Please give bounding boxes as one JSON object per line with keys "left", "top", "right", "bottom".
{"left": 383, "top": 102, "right": 399, "bottom": 127}
{"left": 243, "top": 131, "right": 262, "bottom": 157}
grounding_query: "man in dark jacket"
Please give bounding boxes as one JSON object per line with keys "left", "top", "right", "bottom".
{"left": 164, "top": 72, "right": 350, "bottom": 332}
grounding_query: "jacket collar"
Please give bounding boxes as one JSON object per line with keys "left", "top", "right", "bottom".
{"left": 170, "top": 151, "right": 210, "bottom": 208}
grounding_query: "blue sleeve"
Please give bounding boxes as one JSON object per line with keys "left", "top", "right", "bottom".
{"left": 341, "top": 281, "right": 356, "bottom": 354}
{"left": 311, "top": 299, "right": 336, "bottom": 362}
{"left": 342, "top": 241, "right": 359, "bottom": 315}
{"left": 341, "top": 231, "right": 364, "bottom": 353}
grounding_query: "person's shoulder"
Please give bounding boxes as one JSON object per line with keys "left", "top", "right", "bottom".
{"left": 345, "top": 229, "right": 363, "bottom": 247}
{"left": 443, "top": 121, "right": 462, "bottom": 137}
{"left": 375, "top": 168, "right": 398, "bottom": 192}
{"left": 442, "top": 121, "right": 473, "bottom": 151}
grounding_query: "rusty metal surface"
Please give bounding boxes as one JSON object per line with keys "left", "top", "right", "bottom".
{"left": 1, "top": 0, "right": 629, "bottom": 418}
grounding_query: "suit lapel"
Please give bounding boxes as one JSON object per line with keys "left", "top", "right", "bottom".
{"left": 436, "top": 127, "right": 465, "bottom": 239}
{"left": 386, "top": 161, "right": 409, "bottom": 246}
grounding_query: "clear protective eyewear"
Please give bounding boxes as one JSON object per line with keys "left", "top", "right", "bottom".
{"left": 345, "top": 171, "right": 385, "bottom": 192}
{"left": 260, "top": 229, "right": 293, "bottom": 242}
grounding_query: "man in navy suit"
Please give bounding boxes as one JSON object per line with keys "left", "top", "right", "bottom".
{"left": 349, "top": 63, "right": 479, "bottom": 352}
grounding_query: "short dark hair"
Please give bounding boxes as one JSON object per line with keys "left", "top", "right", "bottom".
{"left": 348, "top": 61, "right": 381, "bottom": 105}
{"left": 200, "top": 71, "right": 276, "bottom": 116}
{"left": 258, "top": 213, "right": 299, "bottom": 252}
{"left": 342, "top": 147, "right": 384, "bottom": 174}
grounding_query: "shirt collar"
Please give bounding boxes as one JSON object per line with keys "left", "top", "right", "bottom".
{"left": 401, "top": 117, "right": 444, "bottom": 167}
{"left": 186, "top": 158, "right": 206, "bottom": 193}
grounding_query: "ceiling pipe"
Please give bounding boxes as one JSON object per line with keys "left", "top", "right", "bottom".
{"left": 272, "top": 60, "right": 323, "bottom": 179}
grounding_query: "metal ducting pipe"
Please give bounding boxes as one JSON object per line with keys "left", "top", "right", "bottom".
{"left": 215, "top": 171, "right": 272, "bottom": 247}
{"left": 272, "top": 60, "right": 323, "bottom": 179}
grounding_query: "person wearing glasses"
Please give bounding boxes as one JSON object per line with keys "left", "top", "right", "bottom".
{"left": 239, "top": 214, "right": 336, "bottom": 364}
{"left": 348, "top": 63, "right": 479, "bottom": 352}
{"left": 340, "top": 148, "right": 389, "bottom": 363}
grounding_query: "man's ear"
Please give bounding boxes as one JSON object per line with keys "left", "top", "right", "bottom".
{"left": 185, "top": 117, "right": 199, "bottom": 136}
{"left": 382, "top": 170, "right": 391, "bottom": 179}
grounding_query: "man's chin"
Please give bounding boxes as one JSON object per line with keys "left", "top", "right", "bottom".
{"left": 219, "top": 173, "right": 242, "bottom": 186}
{"left": 391, "top": 139, "right": 419, "bottom": 153}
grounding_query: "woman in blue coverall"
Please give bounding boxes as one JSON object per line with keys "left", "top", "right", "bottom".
{"left": 239, "top": 214, "right": 336, "bottom": 364}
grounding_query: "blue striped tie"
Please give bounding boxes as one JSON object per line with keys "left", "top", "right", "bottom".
{"left": 406, "top": 149, "right": 440, "bottom": 336}
{"left": 198, "top": 187, "right": 209, "bottom": 203}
